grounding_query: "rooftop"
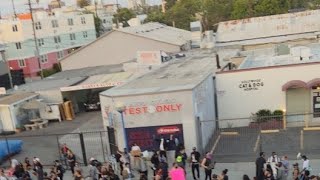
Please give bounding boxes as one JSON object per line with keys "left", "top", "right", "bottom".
{"left": 116, "top": 22, "right": 192, "bottom": 46}
{"left": 238, "top": 43, "right": 320, "bottom": 69}
{"left": 16, "top": 77, "right": 85, "bottom": 92}
{"left": 0, "top": 92, "right": 38, "bottom": 105}
{"left": 47, "top": 64, "right": 123, "bottom": 80}
{"left": 101, "top": 50, "right": 216, "bottom": 97}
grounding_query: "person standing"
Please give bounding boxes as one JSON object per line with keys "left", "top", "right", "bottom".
{"left": 201, "top": 152, "right": 214, "bottom": 180}
{"left": 151, "top": 151, "right": 160, "bottom": 176}
{"left": 33, "top": 158, "right": 44, "bottom": 180}
{"left": 301, "top": 155, "right": 311, "bottom": 172}
{"left": 74, "top": 169, "right": 84, "bottom": 180}
{"left": 67, "top": 150, "right": 76, "bottom": 176}
{"left": 267, "top": 152, "right": 280, "bottom": 178}
{"left": 281, "top": 156, "right": 289, "bottom": 177}
{"left": 275, "top": 162, "right": 286, "bottom": 180}
{"left": 54, "top": 160, "right": 65, "bottom": 180}
{"left": 255, "top": 152, "right": 266, "bottom": 180}
{"left": 218, "top": 169, "right": 229, "bottom": 180}
{"left": 88, "top": 158, "right": 99, "bottom": 180}
{"left": 169, "top": 162, "right": 185, "bottom": 180}
{"left": 190, "top": 147, "right": 200, "bottom": 180}
{"left": 175, "top": 147, "right": 187, "bottom": 170}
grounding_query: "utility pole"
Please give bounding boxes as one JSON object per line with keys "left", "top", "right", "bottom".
{"left": 27, "top": 0, "right": 44, "bottom": 79}
{"left": 11, "top": 0, "right": 17, "bottom": 18}
{"left": 116, "top": 0, "right": 120, "bottom": 28}
{"left": 94, "top": 0, "right": 98, "bottom": 17}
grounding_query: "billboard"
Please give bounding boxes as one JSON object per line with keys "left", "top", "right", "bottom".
{"left": 126, "top": 124, "right": 184, "bottom": 151}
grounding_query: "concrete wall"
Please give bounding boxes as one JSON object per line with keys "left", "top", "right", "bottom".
{"left": 0, "top": 106, "right": 14, "bottom": 131}
{"left": 36, "top": 90, "right": 63, "bottom": 103}
{"left": 61, "top": 31, "right": 181, "bottom": 71}
{"left": 0, "top": 61, "right": 8, "bottom": 76}
{"left": 192, "top": 75, "right": 216, "bottom": 150}
{"left": 216, "top": 63, "right": 320, "bottom": 127}
{"left": 100, "top": 90, "right": 200, "bottom": 154}
{"left": 216, "top": 10, "right": 320, "bottom": 43}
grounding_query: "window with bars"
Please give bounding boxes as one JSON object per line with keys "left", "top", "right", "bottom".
{"left": 16, "top": 42, "right": 22, "bottom": 49}
{"left": 38, "top": 38, "right": 44, "bottom": 46}
{"left": 83, "top": 31, "right": 88, "bottom": 38}
{"left": 69, "top": 33, "right": 76, "bottom": 40}
{"left": 57, "top": 51, "right": 64, "bottom": 59}
{"left": 51, "top": 20, "right": 59, "bottom": 28}
{"left": 54, "top": 36, "right": 61, "bottom": 43}
{"left": 12, "top": 25, "right": 18, "bottom": 32}
{"left": 68, "top": 18, "right": 74, "bottom": 26}
{"left": 81, "top": 17, "right": 86, "bottom": 24}
{"left": 40, "top": 55, "right": 48, "bottom": 64}
{"left": 35, "top": 22, "right": 42, "bottom": 30}
{"left": 18, "top": 59, "right": 26, "bottom": 67}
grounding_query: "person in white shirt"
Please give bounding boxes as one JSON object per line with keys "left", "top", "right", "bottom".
{"left": 302, "top": 155, "right": 310, "bottom": 172}
{"left": 267, "top": 152, "right": 280, "bottom": 178}
{"left": 10, "top": 159, "right": 19, "bottom": 169}
{"left": 131, "top": 143, "right": 141, "bottom": 169}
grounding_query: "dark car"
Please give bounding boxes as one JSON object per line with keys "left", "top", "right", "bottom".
{"left": 84, "top": 93, "right": 101, "bottom": 111}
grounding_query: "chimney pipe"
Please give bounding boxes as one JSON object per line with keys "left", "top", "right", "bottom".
{"left": 216, "top": 54, "right": 221, "bottom": 69}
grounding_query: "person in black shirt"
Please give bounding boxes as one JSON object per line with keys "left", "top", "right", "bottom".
{"left": 151, "top": 151, "right": 160, "bottom": 176}
{"left": 54, "top": 160, "right": 65, "bottom": 180}
{"left": 67, "top": 150, "right": 76, "bottom": 176}
{"left": 190, "top": 147, "right": 201, "bottom": 180}
{"left": 256, "top": 152, "right": 266, "bottom": 180}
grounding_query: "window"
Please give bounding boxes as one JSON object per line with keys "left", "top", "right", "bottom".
{"left": 15, "top": 42, "right": 22, "bottom": 49}
{"left": 40, "top": 55, "right": 48, "bottom": 64}
{"left": 69, "top": 33, "right": 76, "bottom": 40}
{"left": 37, "top": 38, "right": 44, "bottom": 46}
{"left": 57, "top": 51, "right": 64, "bottom": 59}
{"left": 68, "top": 18, "right": 74, "bottom": 26}
{"left": 81, "top": 17, "right": 86, "bottom": 24}
{"left": 35, "top": 22, "right": 42, "bottom": 30}
{"left": 18, "top": 59, "right": 26, "bottom": 67}
{"left": 12, "top": 25, "right": 18, "bottom": 32}
{"left": 51, "top": 20, "right": 59, "bottom": 28}
{"left": 54, "top": 36, "right": 61, "bottom": 43}
{"left": 83, "top": 31, "right": 88, "bottom": 38}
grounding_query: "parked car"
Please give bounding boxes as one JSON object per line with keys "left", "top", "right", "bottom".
{"left": 84, "top": 93, "right": 101, "bottom": 111}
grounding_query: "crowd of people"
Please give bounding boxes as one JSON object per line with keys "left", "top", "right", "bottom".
{"left": 255, "top": 151, "right": 320, "bottom": 180}
{"left": 3, "top": 142, "right": 320, "bottom": 180}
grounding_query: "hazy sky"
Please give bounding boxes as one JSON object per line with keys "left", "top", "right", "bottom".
{"left": 0, "top": 0, "right": 161, "bottom": 15}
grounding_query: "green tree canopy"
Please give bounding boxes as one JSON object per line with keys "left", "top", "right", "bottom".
{"left": 77, "top": 0, "right": 90, "bottom": 8}
{"left": 113, "top": 8, "right": 136, "bottom": 27}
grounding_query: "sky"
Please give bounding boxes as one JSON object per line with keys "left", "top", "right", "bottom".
{"left": 0, "top": 0, "right": 161, "bottom": 15}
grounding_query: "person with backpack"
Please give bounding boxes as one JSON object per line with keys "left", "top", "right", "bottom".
{"left": 54, "top": 160, "right": 65, "bottom": 180}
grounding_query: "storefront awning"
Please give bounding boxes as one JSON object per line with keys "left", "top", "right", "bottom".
{"left": 60, "top": 72, "right": 134, "bottom": 92}
{"left": 282, "top": 80, "right": 308, "bottom": 91}
{"left": 307, "top": 78, "right": 320, "bottom": 88}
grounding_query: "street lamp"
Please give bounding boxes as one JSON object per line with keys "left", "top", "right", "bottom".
{"left": 115, "top": 102, "right": 128, "bottom": 152}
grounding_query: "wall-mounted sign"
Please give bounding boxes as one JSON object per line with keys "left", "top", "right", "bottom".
{"left": 0, "top": 87, "right": 6, "bottom": 95}
{"left": 239, "top": 79, "right": 264, "bottom": 91}
{"left": 126, "top": 124, "right": 184, "bottom": 151}
{"left": 137, "top": 51, "right": 162, "bottom": 65}
{"left": 124, "top": 103, "right": 182, "bottom": 115}
{"left": 60, "top": 82, "right": 123, "bottom": 92}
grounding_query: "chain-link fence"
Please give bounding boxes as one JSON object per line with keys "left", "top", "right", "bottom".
{"left": 202, "top": 113, "right": 320, "bottom": 163}
{"left": 0, "top": 131, "right": 118, "bottom": 167}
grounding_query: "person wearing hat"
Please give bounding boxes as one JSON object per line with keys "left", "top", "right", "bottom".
{"left": 88, "top": 158, "right": 99, "bottom": 180}
{"left": 190, "top": 147, "right": 200, "bottom": 180}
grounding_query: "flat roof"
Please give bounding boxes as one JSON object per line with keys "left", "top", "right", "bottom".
{"left": 48, "top": 64, "right": 123, "bottom": 79}
{"left": 101, "top": 50, "right": 216, "bottom": 97}
{"left": 239, "top": 43, "right": 320, "bottom": 69}
{"left": 16, "top": 77, "right": 85, "bottom": 92}
{"left": 117, "top": 22, "right": 192, "bottom": 46}
{"left": 0, "top": 92, "right": 38, "bottom": 105}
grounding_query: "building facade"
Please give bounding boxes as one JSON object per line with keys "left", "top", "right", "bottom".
{"left": 0, "top": 9, "right": 96, "bottom": 78}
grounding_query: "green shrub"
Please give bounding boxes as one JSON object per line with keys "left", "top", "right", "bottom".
{"left": 273, "top": 110, "right": 284, "bottom": 121}
{"left": 256, "top": 109, "right": 272, "bottom": 123}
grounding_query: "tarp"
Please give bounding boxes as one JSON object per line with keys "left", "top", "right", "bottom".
{"left": 0, "top": 140, "right": 23, "bottom": 162}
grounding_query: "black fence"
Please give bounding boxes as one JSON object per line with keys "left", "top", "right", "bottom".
{"left": 0, "top": 131, "right": 118, "bottom": 167}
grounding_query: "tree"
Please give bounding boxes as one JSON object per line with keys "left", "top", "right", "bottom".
{"left": 145, "top": 10, "right": 167, "bottom": 24}
{"left": 165, "top": 0, "right": 201, "bottom": 30}
{"left": 94, "top": 16, "right": 103, "bottom": 37}
{"left": 113, "top": 8, "right": 136, "bottom": 27}
{"left": 254, "top": 0, "right": 289, "bottom": 16}
{"left": 231, "top": 0, "right": 256, "bottom": 19}
{"left": 77, "top": 0, "right": 90, "bottom": 8}
{"left": 165, "top": 0, "right": 177, "bottom": 10}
